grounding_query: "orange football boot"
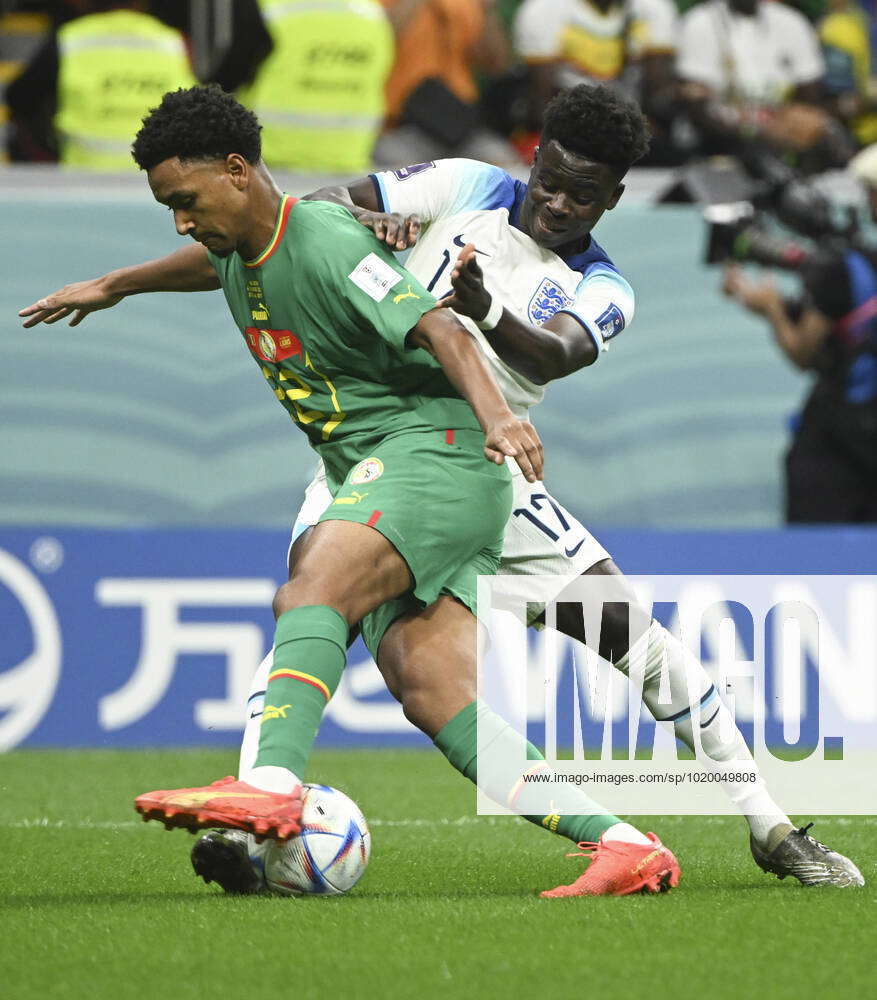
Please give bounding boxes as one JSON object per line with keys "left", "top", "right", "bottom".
{"left": 540, "top": 832, "right": 681, "bottom": 897}
{"left": 134, "top": 775, "right": 302, "bottom": 840}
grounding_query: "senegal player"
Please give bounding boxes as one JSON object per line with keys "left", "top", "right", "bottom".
{"left": 20, "top": 84, "right": 544, "bottom": 843}
{"left": 203, "top": 85, "right": 861, "bottom": 893}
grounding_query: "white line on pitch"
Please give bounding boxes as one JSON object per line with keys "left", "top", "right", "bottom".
{"left": 2, "top": 815, "right": 874, "bottom": 831}
{"left": 0, "top": 816, "right": 493, "bottom": 831}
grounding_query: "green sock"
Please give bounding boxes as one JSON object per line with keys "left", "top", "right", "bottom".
{"left": 254, "top": 605, "right": 348, "bottom": 777}
{"left": 434, "top": 701, "right": 621, "bottom": 845}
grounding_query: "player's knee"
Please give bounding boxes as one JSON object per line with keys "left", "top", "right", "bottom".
{"left": 272, "top": 577, "right": 352, "bottom": 623}
{"left": 273, "top": 580, "right": 306, "bottom": 619}
{"left": 273, "top": 583, "right": 290, "bottom": 619}
{"left": 400, "top": 685, "right": 432, "bottom": 731}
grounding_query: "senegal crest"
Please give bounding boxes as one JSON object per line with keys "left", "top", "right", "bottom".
{"left": 528, "top": 278, "right": 574, "bottom": 324}
{"left": 350, "top": 458, "right": 384, "bottom": 485}
{"left": 259, "top": 330, "right": 277, "bottom": 362}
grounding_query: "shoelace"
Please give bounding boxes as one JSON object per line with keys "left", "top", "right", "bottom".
{"left": 565, "top": 839, "right": 630, "bottom": 861}
{"left": 797, "top": 822, "right": 831, "bottom": 854}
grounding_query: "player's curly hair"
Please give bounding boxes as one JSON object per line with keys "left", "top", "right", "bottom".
{"left": 132, "top": 85, "right": 262, "bottom": 170}
{"left": 541, "top": 85, "right": 650, "bottom": 175}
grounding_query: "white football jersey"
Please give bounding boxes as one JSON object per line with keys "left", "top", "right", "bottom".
{"left": 370, "top": 159, "right": 635, "bottom": 417}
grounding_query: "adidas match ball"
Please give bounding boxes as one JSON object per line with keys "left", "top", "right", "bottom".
{"left": 259, "top": 784, "right": 371, "bottom": 896}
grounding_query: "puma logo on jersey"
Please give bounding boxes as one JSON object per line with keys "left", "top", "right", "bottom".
{"left": 333, "top": 490, "right": 369, "bottom": 505}
{"left": 393, "top": 284, "right": 421, "bottom": 304}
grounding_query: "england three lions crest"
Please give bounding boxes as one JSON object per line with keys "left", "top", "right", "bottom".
{"left": 528, "top": 278, "right": 574, "bottom": 324}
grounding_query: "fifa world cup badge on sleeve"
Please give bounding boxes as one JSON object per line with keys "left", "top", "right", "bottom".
{"left": 348, "top": 254, "right": 402, "bottom": 302}
{"left": 595, "top": 303, "right": 625, "bottom": 341}
{"left": 392, "top": 162, "right": 436, "bottom": 180}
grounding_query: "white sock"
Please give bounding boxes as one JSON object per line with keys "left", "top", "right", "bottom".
{"left": 238, "top": 649, "right": 273, "bottom": 776}
{"left": 237, "top": 654, "right": 303, "bottom": 794}
{"left": 240, "top": 765, "right": 300, "bottom": 795}
{"left": 602, "top": 822, "right": 652, "bottom": 846}
{"left": 616, "top": 621, "right": 791, "bottom": 846}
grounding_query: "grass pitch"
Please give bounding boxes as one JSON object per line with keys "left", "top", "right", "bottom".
{"left": 0, "top": 749, "right": 871, "bottom": 1000}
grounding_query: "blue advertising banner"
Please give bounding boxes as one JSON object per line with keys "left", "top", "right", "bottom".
{"left": 2, "top": 527, "right": 875, "bottom": 750}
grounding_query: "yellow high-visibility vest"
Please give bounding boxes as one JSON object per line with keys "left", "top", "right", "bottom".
{"left": 56, "top": 10, "right": 196, "bottom": 170}
{"left": 820, "top": 8, "right": 877, "bottom": 146}
{"left": 242, "top": 0, "right": 393, "bottom": 172}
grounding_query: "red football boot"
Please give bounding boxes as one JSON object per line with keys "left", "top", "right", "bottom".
{"left": 540, "top": 832, "right": 681, "bottom": 898}
{"left": 134, "top": 775, "right": 302, "bottom": 840}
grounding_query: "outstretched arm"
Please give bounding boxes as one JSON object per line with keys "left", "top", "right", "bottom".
{"left": 19, "top": 244, "right": 219, "bottom": 328}
{"left": 409, "top": 307, "right": 544, "bottom": 483}
{"left": 442, "top": 244, "right": 597, "bottom": 384}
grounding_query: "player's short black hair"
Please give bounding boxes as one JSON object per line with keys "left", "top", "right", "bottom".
{"left": 541, "top": 85, "right": 650, "bottom": 176}
{"left": 132, "top": 85, "right": 262, "bottom": 170}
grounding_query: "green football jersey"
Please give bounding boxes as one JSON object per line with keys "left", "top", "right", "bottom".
{"left": 208, "top": 196, "right": 482, "bottom": 484}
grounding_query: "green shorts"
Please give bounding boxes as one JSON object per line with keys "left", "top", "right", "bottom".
{"left": 318, "top": 427, "right": 512, "bottom": 658}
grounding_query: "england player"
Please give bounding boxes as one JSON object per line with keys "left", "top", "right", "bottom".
{"left": 19, "top": 84, "right": 546, "bottom": 845}
{"left": 205, "top": 84, "right": 862, "bottom": 893}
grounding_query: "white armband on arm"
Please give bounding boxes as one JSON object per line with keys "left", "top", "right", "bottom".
{"left": 476, "top": 296, "right": 504, "bottom": 331}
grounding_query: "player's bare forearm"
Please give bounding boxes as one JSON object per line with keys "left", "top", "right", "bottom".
{"left": 306, "top": 181, "right": 420, "bottom": 250}
{"left": 409, "top": 309, "right": 509, "bottom": 429}
{"left": 410, "top": 308, "right": 543, "bottom": 482}
{"left": 106, "top": 245, "right": 220, "bottom": 295}
{"left": 483, "top": 312, "right": 597, "bottom": 384}
{"left": 304, "top": 184, "right": 359, "bottom": 212}
{"left": 20, "top": 245, "right": 219, "bottom": 328}
{"left": 444, "top": 244, "right": 596, "bottom": 383}
{"left": 305, "top": 178, "right": 379, "bottom": 215}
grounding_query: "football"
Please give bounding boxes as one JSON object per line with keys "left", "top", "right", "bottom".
{"left": 257, "top": 783, "right": 371, "bottom": 896}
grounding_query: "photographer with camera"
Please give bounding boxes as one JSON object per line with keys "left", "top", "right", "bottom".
{"left": 722, "top": 144, "right": 877, "bottom": 523}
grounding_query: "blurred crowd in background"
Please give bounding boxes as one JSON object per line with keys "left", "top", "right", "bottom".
{"left": 2, "top": 0, "right": 877, "bottom": 524}
{"left": 0, "top": 0, "right": 875, "bottom": 173}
